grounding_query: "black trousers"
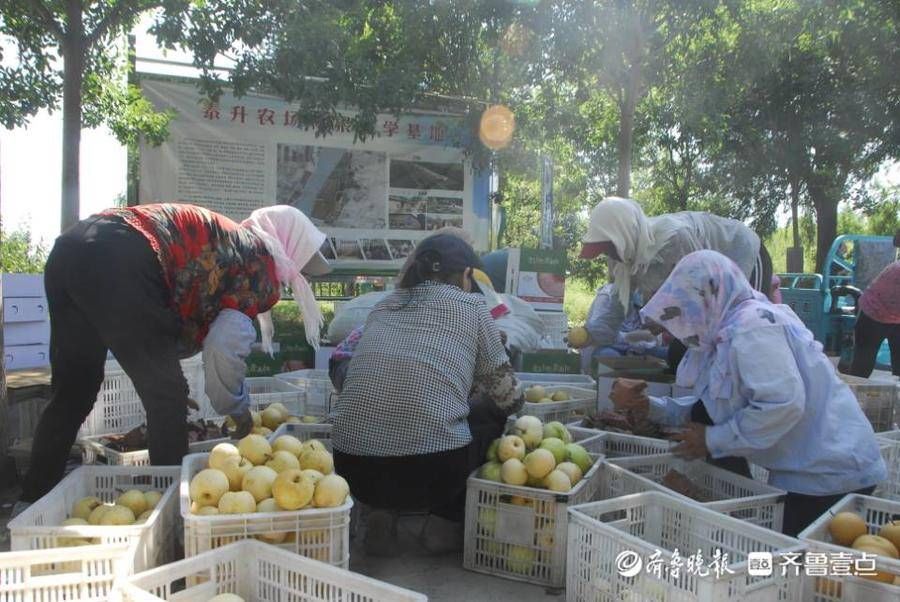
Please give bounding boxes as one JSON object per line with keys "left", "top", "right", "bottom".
{"left": 22, "top": 217, "right": 190, "bottom": 502}
{"left": 782, "top": 486, "right": 876, "bottom": 537}
{"left": 850, "top": 311, "right": 900, "bottom": 378}
{"left": 333, "top": 399, "right": 508, "bottom": 522}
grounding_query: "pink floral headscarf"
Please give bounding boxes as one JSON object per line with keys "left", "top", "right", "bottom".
{"left": 242, "top": 205, "right": 327, "bottom": 351}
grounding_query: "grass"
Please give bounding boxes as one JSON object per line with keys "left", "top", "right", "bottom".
{"left": 564, "top": 278, "right": 598, "bottom": 327}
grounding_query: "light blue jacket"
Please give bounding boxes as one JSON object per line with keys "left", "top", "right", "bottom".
{"left": 202, "top": 308, "right": 256, "bottom": 417}
{"left": 649, "top": 325, "right": 886, "bottom": 496}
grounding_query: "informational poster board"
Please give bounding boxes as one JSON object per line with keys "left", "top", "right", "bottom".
{"left": 137, "top": 77, "right": 491, "bottom": 270}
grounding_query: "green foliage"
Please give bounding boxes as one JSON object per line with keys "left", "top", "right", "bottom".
{"left": 1, "top": 228, "right": 48, "bottom": 273}
{"left": 765, "top": 221, "right": 818, "bottom": 275}
{"left": 152, "top": 0, "right": 526, "bottom": 156}
{"left": 564, "top": 279, "right": 596, "bottom": 328}
{"left": 707, "top": 0, "right": 899, "bottom": 268}
{"left": 864, "top": 182, "right": 900, "bottom": 237}
{"left": 1, "top": 1, "right": 173, "bottom": 143}
{"left": 90, "top": 81, "right": 174, "bottom": 148}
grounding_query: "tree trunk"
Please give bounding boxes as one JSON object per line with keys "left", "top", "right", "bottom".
{"left": 0, "top": 140, "right": 8, "bottom": 482}
{"left": 790, "top": 181, "right": 801, "bottom": 250}
{"left": 809, "top": 184, "right": 838, "bottom": 274}
{"left": 616, "top": 86, "right": 637, "bottom": 198}
{"left": 60, "top": 0, "right": 85, "bottom": 232}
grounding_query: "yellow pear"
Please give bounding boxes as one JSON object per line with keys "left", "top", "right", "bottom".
{"left": 266, "top": 450, "right": 301, "bottom": 473}
{"left": 298, "top": 449, "right": 334, "bottom": 475}
{"left": 272, "top": 469, "right": 315, "bottom": 510}
{"left": 116, "top": 489, "right": 148, "bottom": 517}
{"left": 71, "top": 496, "right": 103, "bottom": 521}
{"left": 272, "top": 435, "right": 304, "bottom": 458}
{"left": 99, "top": 505, "right": 136, "bottom": 525}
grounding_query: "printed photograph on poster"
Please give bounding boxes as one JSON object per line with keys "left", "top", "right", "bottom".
{"left": 389, "top": 213, "right": 426, "bottom": 230}
{"left": 426, "top": 215, "right": 463, "bottom": 230}
{"left": 276, "top": 144, "right": 387, "bottom": 229}
{"left": 390, "top": 160, "right": 464, "bottom": 191}
{"left": 426, "top": 196, "right": 463, "bottom": 214}
{"left": 360, "top": 239, "right": 391, "bottom": 260}
{"left": 387, "top": 240, "right": 416, "bottom": 260}
{"left": 388, "top": 195, "right": 427, "bottom": 214}
{"left": 333, "top": 239, "right": 365, "bottom": 260}
{"left": 319, "top": 239, "right": 336, "bottom": 260}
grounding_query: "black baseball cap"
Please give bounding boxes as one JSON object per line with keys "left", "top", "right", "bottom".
{"left": 413, "top": 233, "right": 484, "bottom": 275}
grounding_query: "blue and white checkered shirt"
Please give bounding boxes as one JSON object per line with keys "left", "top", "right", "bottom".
{"left": 332, "top": 282, "right": 518, "bottom": 456}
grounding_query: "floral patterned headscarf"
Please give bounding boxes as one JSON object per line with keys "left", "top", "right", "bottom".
{"left": 640, "top": 250, "right": 815, "bottom": 401}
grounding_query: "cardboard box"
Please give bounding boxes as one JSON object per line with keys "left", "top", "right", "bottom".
{"left": 594, "top": 356, "right": 675, "bottom": 411}
{"left": 505, "top": 248, "right": 567, "bottom": 311}
{"left": 593, "top": 356, "right": 672, "bottom": 379}
{"left": 516, "top": 350, "right": 582, "bottom": 374}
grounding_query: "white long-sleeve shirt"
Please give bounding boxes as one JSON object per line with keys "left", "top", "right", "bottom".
{"left": 649, "top": 326, "right": 886, "bottom": 496}
{"left": 202, "top": 309, "right": 256, "bottom": 417}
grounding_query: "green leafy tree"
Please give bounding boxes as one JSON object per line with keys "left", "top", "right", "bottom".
{"left": 1, "top": 1, "right": 173, "bottom": 231}
{"left": 710, "top": 0, "right": 899, "bottom": 271}
{"left": 862, "top": 182, "right": 900, "bottom": 237}
{"left": 0, "top": 227, "right": 48, "bottom": 273}
{"left": 532, "top": 0, "right": 725, "bottom": 198}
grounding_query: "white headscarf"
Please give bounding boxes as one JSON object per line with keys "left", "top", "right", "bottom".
{"left": 241, "top": 205, "right": 327, "bottom": 353}
{"left": 584, "top": 198, "right": 670, "bottom": 310}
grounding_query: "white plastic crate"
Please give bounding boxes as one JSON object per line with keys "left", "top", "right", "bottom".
{"left": 799, "top": 494, "right": 900, "bottom": 602}
{"left": 875, "top": 430, "right": 900, "bottom": 501}
{"left": 180, "top": 453, "right": 352, "bottom": 566}
{"left": 602, "top": 454, "right": 787, "bottom": 531}
{"left": 567, "top": 491, "right": 806, "bottom": 602}
{"left": 8, "top": 465, "right": 180, "bottom": 572}
{"left": 571, "top": 424, "right": 773, "bottom": 483}
{"left": 571, "top": 427, "right": 674, "bottom": 459}
{"left": 245, "top": 377, "right": 305, "bottom": 414}
{"left": 463, "top": 438, "right": 604, "bottom": 588}
{"left": 515, "top": 372, "right": 596, "bottom": 387}
{"left": 80, "top": 434, "right": 228, "bottom": 466}
{"left": 750, "top": 463, "right": 771, "bottom": 483}
{"left": 274, "top": 369, "right": 335, "bottom": 416}
{"left": 840, "top": 374, "right": 899, "bottom": 432}
{"left": 79, "top": 355, "right": 207, "bottom": 438}
{"left": 267, "top": 422, "right": 333, "bottom": 452}
{"left": 0, "top": 543, "right": 134, "bottom": 602}
{"left": 119, "top": 539, "right": 426, "bottom": 602}
{"left": 517, "top": 385, "right": 596, "bottom": 424}
{"left": 502, "top": 422, "right": 601, "bottom": 447}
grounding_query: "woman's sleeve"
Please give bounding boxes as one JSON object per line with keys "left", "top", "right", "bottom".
{"left": 704, "top": 328, "right": 806, "bottom": 458}
{"left": 202, "top": 309, "right": 256, "bottom": 417}
{"left": 585, "top": 285, "right": 626, "bottom": 347}
{"left": 647, "top": 395, "right": 694, "bottom": 427}
{"left": 472, "top": 304, "right": 522, "bottom": 414}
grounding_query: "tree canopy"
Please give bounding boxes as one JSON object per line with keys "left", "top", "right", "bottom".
{"left": 2, "top": 0, "right": 897, "bottom": 272}
{"left": 1, "top": 0, "right": 173, "bottom": 230}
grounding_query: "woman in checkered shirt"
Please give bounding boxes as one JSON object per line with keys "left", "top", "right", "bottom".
{"left": 331, "top": 234, "right": 522, "bottom": 556}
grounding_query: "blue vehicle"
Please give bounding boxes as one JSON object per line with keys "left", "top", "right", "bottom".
{"left": 778, "top": 235, "right": 896, "bottom": 370}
